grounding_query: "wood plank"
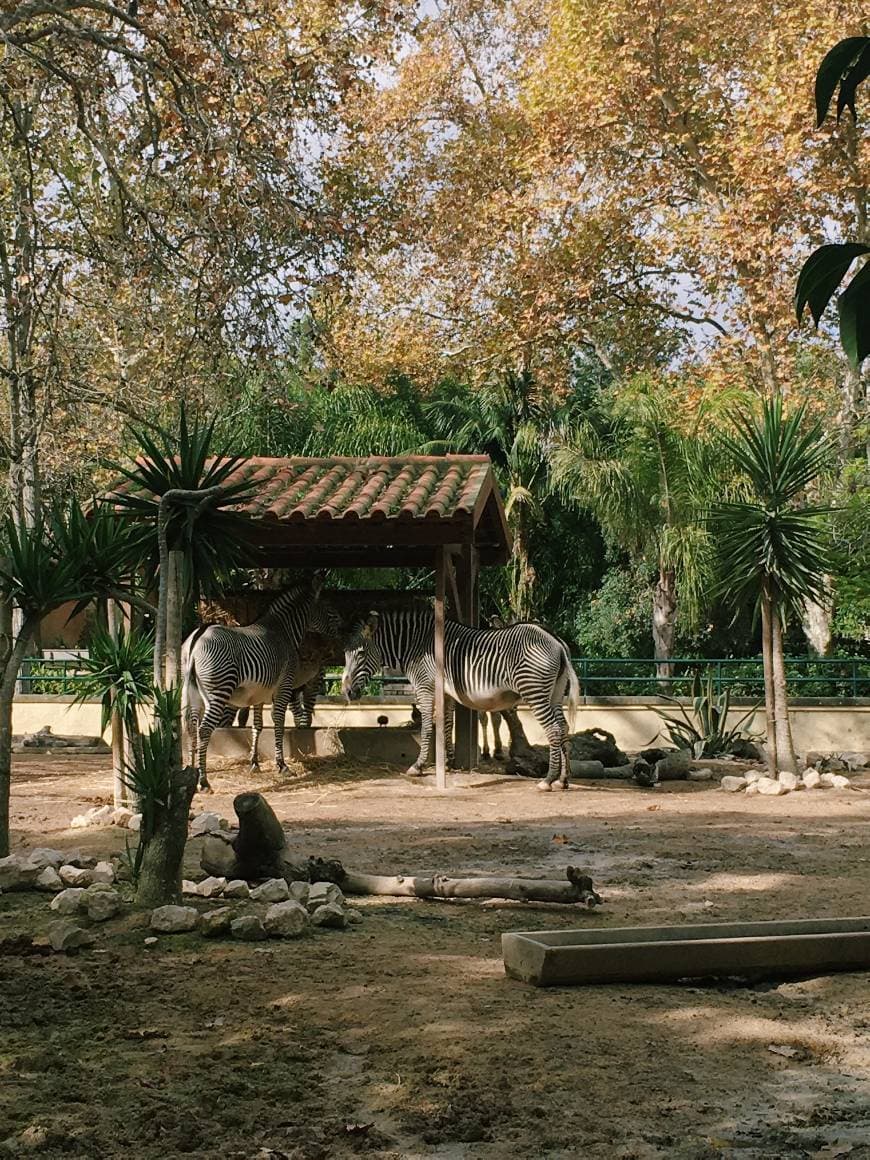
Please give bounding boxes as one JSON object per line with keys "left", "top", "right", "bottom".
{"left": 453, "top": 544, "right": 479, "bottom": 771}
{"left": 434, "top": 546, "right": 447, "bottom": 791}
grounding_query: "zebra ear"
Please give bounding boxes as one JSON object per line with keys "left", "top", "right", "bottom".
{"left": 361, "top": 611, "right": 379, "bottom": 639}
{"left": 311, "top": 569, "right": 328, "bottom": 597}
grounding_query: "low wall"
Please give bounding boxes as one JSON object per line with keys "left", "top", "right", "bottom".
{"left": 14, "top": 695, "right": 870, "bottom": 756}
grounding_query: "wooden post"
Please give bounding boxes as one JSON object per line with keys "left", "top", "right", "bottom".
{"left": 106, "top": 599, "right": 126, "bottom": 808}
{"left": 453, "top": 544, "right": 479, "bottom": 771}
{"left": 434, "top": 546, "right": 447, "bottom": 790}
{"left": 165, "top": 548, "right": 184, "bottom": 689}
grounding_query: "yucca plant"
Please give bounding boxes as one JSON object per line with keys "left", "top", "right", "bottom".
{"left": 656, "top": 672, "right": 761, "bottom": 758}
{"left": 711, "top": 396, "right": 834, "bottom": 774}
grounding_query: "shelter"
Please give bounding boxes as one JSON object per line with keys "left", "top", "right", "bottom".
{"left": 109, "top": 454, "right": 512, "bottom": 785}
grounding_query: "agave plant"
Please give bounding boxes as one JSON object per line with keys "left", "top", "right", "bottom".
{"left": 70, "top": 626, "right": 154, "bottom": 760}
{"left": 121, "top": 685, "right": 182, "bottom": 884}
{"left": 656, "top": 671, "right": 761, "bottom": 759}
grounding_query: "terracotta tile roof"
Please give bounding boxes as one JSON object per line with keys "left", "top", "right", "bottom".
{"left": 107, "top": 455, "right": 511, "bottom": 567}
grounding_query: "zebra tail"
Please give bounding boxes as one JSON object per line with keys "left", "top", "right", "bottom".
{"left": 561, "top": 645, "right": 580, "bottom": 734}
{"left": 181, "top": 624, "right": 210, "bottom": 723}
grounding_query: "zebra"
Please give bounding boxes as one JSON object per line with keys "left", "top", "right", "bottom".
{"left": 480, "top": 711, "right": 504, "bottom": 760}
{"left": 341, "top": 610, "right": 580, "bottom": 789}
{"left": 182, "top": 579, "right": 333, "bottom": 790}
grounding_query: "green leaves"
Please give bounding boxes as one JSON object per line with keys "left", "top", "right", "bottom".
{"left": 656, "top": 671, "right": 760, "bottom": 758}
{"left": 837, "top": 259, "right": 870, "bottom": 368}
{"left": 71, "top": 627, "right": 154, "bottom": 734}
{"left": 815, "top": 37, "right": 870, "bottom": 125}
{"left": 795, "top": 243, "right": 870, "bottom": 324}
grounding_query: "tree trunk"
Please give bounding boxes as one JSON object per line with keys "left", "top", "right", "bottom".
{"left": 135, "top": 765, "right": 198, "bottom": 907}
{"left": 106, "top": 600, "right": 126, "bottom": 807}
{"left": 801, "top": 584, "right": 833, "bottom": 658}
{"left": 340, "top": 867, "right": 601, "bottom": 907}
{"left": 760, "top": 587, "right": 778, "bottom": 777}
{"left": 771, "top": 607, "right": 797, "bottom": 775}
{"left": 653, "top": 566, "right": 677, "bottom": 684}
{"left": 0, "top": 613, "right": 40, "bottom": 857}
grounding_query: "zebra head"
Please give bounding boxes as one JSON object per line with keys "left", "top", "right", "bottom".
{"left": 342, "top": 613, "right": 381, "bottom": 701}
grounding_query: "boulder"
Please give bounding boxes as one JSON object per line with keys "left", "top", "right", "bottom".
{"left": 91, "top": 861, "right": 115, "bottom": 885}
{"left": 111, "top": 807, "right": 134, "bottom": 827}
{"left": 757, "top": 777, "right": 786, "bottom": 796}
{"left": 745, "top": 783, "right": 760, "bottom": 796}
{"left": 821, "top": 772, "right": 851, "bottom": 790}
{"left": 264, "top": 900, "right": 310, "bottom": 938}
{"left": 70, "top": 814, "right": 93, "bottom": 829}
{"left": 721, "top": 776, "right": 748, "bottom": 793}
{"left": 47, "top": 922, "right": 94, "bottom": 952}
{"left": 150, "top": 905, "right": 199, "bottom": 933}
{"left": 200, "top": 907, "right": 235, "bottom": 938}
{"left": 189, "top": 812, "right": 225, "bottom": 838}
{"left": 199, "top": 834, "right": 238, "bottom": 878}
{"left": 24, "top": 847, "right": 65, "bottom": 871}
{"left": 346, "top": 908, "right": 364, "bottom": 925}
{"left": 35, "top": 866, "right": 63, "bottom": 892}
{"left": 744, "top": 769, "right": 763, "bottom": 784}
{"left": 50, "top": 888, "right": 86, "bottom": 915}
{"left": 250, "top": 878, "right": 290, "bottom": 903}
{"left": 307, "top": 881, "right": 345, "bottom": 912}
{"left": 654, "top": 750, "right": 691, "bottom": 780}
{"left": 182, "top": 880, "right": 200, "bottom": 896}
{"left": 223, "top": 879, "right": 250, "bottom": 900}
{"left": 86, "top": 889, "right": 122, "bottom": 922}
{"left": 230, "top": 915, "right": 268, "bottom": 941}
{"left": 802, "top": 768, "right": 822, "bottom": 789}
{"left": 840, "top": 751, "right": 869, "bottom": 770}
{"left": 311, "top": 903, "right": 348, "bottom": 930}
{"left": 59, "top": 865, "right": 93, "bottom": 888}
{"left": 0, "top": 854, "right": 40, "bottom": 890}
{"left": 197, "top": 876, "right": 226, "bottom": 899}
{"left": 288, "top": 881, "right": 310, "bottom": 906}
{"left": 127, "top": 814, "right": 142, "bottom": 832}
{"left": 778, "top": 772, "right": 800, "bottom": 792}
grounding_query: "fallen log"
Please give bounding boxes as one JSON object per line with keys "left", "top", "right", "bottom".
{"left": 199, "top": 792, "right": 602, "bottom": 908}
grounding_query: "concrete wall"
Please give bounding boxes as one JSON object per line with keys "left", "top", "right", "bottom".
{"left": 14, "top": 695, "right": 870, "bottom": 755}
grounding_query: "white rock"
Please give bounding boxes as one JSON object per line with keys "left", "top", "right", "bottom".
{"left": 200, "top": 907, "right": 234, "bottom": 938}
{"left": 70, "top": 814, "right": 92, "bottom": 829}
{"left": 50, "top": 888, "right": 86, "bottom": 915}
{"left": 91, "top": 805, "right": 114, "bottom": 823}
{"left": 307, "top": 881, "right": 345, "bottom": 912}
{"left": 249, "top": 878, "right": 289, "bottom": 903}
{"left": 35, "top": 866, "right": 63, "bottom": 892}
{"left": 197, "top": 876, "right": 226, "bottom": 898}
{"left": 111, "top": 807, "right": 133, "bottom": 827}
{"left": 346, "top": 908, "right": 364, "bottom": 925}
{"left": 182, "top": 880, "right": 200, "bottom": 896}
{"left": 24, "top": 848, "right": 65, "bottom": 871}
{"left": 288, "top": 881, "right": 310, "bottom": 906}
{"left": 0, "top": 854, "right": 40, "bottom": 890}
{"left": 91, "top": 861, "right": 115, "bottom": 885}
{"left": 757, "top": 777, "right": 786, "bottom": 796}
{"left": 48, "top": 921, "right": 94, "bottom": 952}
{"left": 264, "top": 900, "right": 310, "bottom": 938}
{"left": 150, "top": 905, "right": 199, "bottom": 933}
{"left": 720, "top": 776, "right": 748, "bottom": 793}
{"left": 802, "top": 769, "right": 822, "bottom": 789}
{"left": 230, "top": 915, "right": 268, "bottom": 941}
{"left": 59, "top": 865, "right": 93, "bottom": 887}
{"left": 744, "top": 770, "right": 763, "bottom": 784}
{"left": 144, "top": 936, "right": 158, "bottom": 947}
{"left": 127, "top": 814, "right": 142, "bottom": 832}
{"left": 86, "top": 889, "right": 122, "bottom": 922}
{"left": 826, "top": 773, "right": 851, "bottom": 790}
{"left": 688, "top": 768, "right": 714, "bottom": 781}
{"left": 311, "top": 902, "right": 348, "bottom": 929}
{"left": 745, "top": 783, "right": 760, "bottom": 796}
{"left": 189, "top": 812, "right": 225, "bottom": 838}
{"left": 778, "top": 772, "right": 800, "bottom": 792}
{"left": 223, "top": 879, "right": 250, "bottom": 899}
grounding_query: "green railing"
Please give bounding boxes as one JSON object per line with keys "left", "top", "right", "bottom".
{"left": 18, "top": 654, "right": 870, "bottom": 700}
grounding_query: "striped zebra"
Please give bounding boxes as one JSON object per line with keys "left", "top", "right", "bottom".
{"left": 182, "top": 580, "right": 333, "bottom": 790}
{"left": 342, "top": 611, "right": 580, "bottom": 789}
{"left": 480, "top": 711, "right": 504, "bottom": 760}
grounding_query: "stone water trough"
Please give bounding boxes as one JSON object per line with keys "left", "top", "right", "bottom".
{"left": 503, "top": 916, "right": 870, "bottom": 987}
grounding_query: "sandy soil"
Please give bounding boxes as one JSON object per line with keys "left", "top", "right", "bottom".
{"left": 2, "top": 751, "right": 870, "bottom": 1160}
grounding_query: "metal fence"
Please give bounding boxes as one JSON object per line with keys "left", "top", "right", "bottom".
{"left": 17, "top": 654, "right": 870, "bottom": 699}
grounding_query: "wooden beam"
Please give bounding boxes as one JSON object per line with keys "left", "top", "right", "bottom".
{"left": 453, "top": 544, "right": 479, "bottom": 771}
{"left": 434, "top": 546, "right": 447, "bottom": 791}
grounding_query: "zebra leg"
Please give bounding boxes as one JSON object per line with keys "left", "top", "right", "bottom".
{"left": 249, "top": 704, "right": 263, "bottom": 771}
{"left": 407, "top": 685, "right": 433, "bottom": 775}
{"left": 481, "top": 713, "right": 491, "bottom": 760}
{"left": 300, "top": 677, "right": 319, "bottom": 727}
{"left": 290, "top": 688, "right": 305, "bottom": 727}
{"left": 195, "top": 699, "right": 231, "bottom": 793}
{"left": 445, "top": 696, "right": 456, "bottom": 768}
{"left": 492, "top": 711, "right": 504, "bottom": 760}
{"left": 273, "top": 677, "right": 295, "bottom": 772}
{"left": 522, "top": 692, "right": 571, "bottom": 791}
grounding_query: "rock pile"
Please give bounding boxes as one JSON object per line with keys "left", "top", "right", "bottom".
{"left": 0, "top": 848, "right": 116, "bottom": 892}
{"left": 70, "top": 805, "right": 142, "bottom": 831}
{"left": 720, "top": 768, "right": 853, "bottom": 795}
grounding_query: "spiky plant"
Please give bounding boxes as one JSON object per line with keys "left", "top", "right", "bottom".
{"left": 71, "top": 626, "right": 154, "bottom": 762}
{"left": 711, "top": 395, "right": 834, "bottom": 774}
{"left": 121, "top": 685, "right": 182, "bottom": 884}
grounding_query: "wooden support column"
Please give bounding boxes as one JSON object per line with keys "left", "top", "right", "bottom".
{"left": 434, "top": 546, "right": 447, "bottom": 790}
{"left": 106, "top": 599, "right": 126, "bottom": 808}
{"left": 453, "top": 544, "right": 479, "bottom": 771}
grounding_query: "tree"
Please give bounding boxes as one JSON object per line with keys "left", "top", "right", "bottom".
{"left": 0, "top": 500, "right": 141, "bottom": 855}
{"left": 712, "top": 396, "right": 834, "bottom": 775}
{"left": 551, "top": 375, "right": 721, "bottom": 680}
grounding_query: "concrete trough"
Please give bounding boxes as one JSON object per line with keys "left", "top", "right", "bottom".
{"left": 208, "top": 725, "right": 420, "bottom": 766}
{"left": 502, "top": 916, "right": 870, "bottom": 987}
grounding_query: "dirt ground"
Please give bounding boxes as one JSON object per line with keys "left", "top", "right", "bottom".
{"left": 2, "top": 751, "right": 870, "bottom": 1160}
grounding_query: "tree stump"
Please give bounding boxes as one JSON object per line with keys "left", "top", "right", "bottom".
{"left": 136, "top": 766, "right": 199, "bottom": 907}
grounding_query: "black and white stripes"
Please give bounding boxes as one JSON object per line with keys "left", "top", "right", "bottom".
{"left": 342, "top": 611, "right": 579, "bottom": 788}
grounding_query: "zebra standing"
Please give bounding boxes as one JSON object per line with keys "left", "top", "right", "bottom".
{"left": 342, "top": 610, "right": 579, "bottom": 789}
{"left": 480, "top": 711, "right": 504, "bottom": 760}
{"left": 183, "top": 579, "right": 329, "bottom": 790}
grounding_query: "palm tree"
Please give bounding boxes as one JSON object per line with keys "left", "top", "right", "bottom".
{"left": 712, "top": 396, "right": 834, "bottom": 775}
{"left": 424, "top": 370, "right": 562, "bottom": 621}
{"left": 551, "top": 375, "right": 719, "bottom": 681}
